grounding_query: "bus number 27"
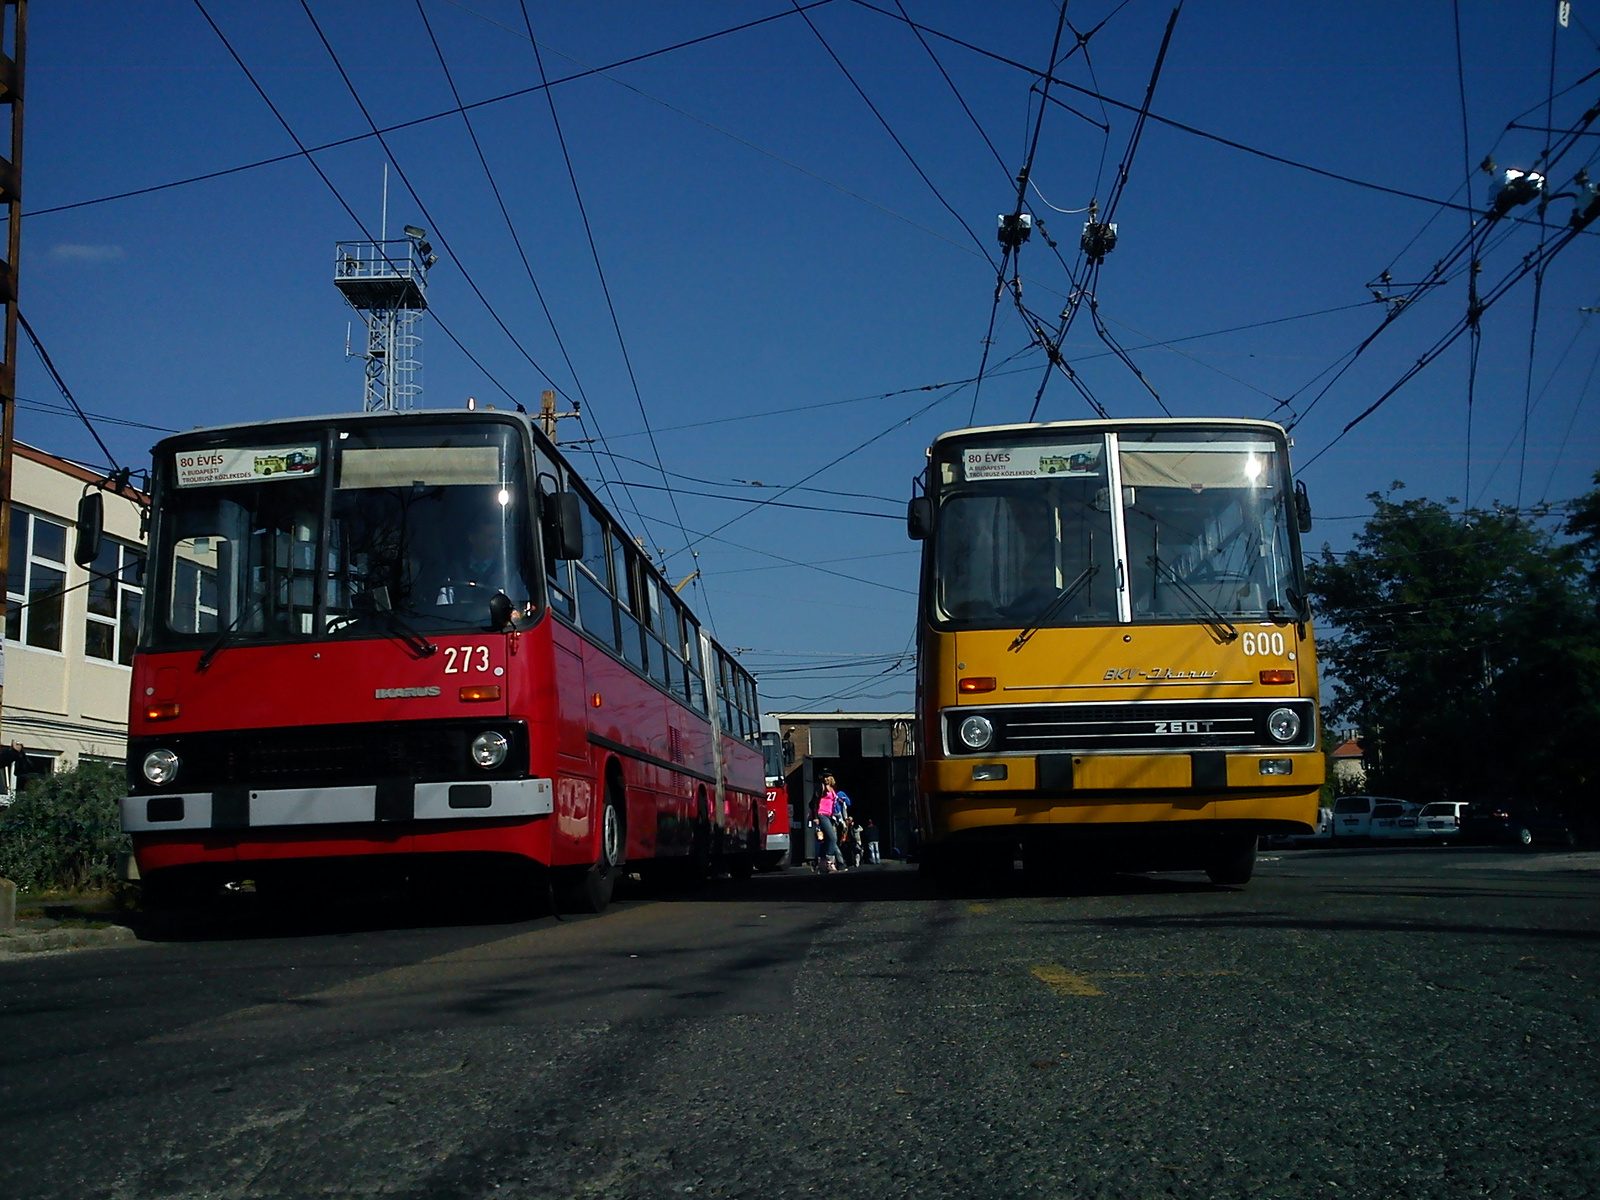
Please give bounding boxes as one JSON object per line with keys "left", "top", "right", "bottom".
{"left": 444, "top": 645, "right": 491, "bottom": 674}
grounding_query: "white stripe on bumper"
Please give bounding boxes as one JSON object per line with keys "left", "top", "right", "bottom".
{"left": 122, "top": 779, "right": 554, "bottom": 832}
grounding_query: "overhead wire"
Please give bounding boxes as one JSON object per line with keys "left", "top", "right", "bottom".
{"left": 787, "top": 0, "right": 997, "bottom": 269}
{"left": 689, "top": 345, "right": 1036, "bottom": 547}
{"left": 1517, "top": 7, "right": 1564, "bottom": 510}
{"left": 16, "top": 312, "right": 120, "bottom": 472}
{"left": 518, "top": 0, "right": 714, "bottom": 630}
{"left": 1452, "top": 0, "right": 1481, "bottom": 504}
{"left": 298, "top": 1, "right": 578, "bottom": 404}
{"left": 973, "top": 0, "right": 1071, "bottom": 424}
{"left": 190, "top": 0, "right": 530, "bottom": 415}
{"left": 1025, "top": 2, "right": 1185, "bottom": 423}
{"left": 30, "top": 1, "right": 846, "bottom": 219}
{"left": 1299, "top": 208, "right": 1600, "bottom": 473}
{"left": 410, "top": 0, "right": 656, "bottom": 538}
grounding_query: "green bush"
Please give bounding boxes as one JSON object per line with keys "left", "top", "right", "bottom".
{"left": 0, "top": 761, "right": 130, "bottom": 892}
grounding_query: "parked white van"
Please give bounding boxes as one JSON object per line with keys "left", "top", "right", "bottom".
{"left": 1332, "top": 795, "right": 1408, "bottom": 841}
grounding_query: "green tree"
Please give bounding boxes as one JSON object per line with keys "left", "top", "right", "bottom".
{"left": 1306, "top": 485, "right": 1600, "bottom": 823}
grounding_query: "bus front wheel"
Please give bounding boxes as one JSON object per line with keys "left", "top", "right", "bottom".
{"left": 1205, "top": 836, "right": 1257, "bottom": 887}
{"left": 564, "top": 792, "right": 624, "bottom": 913}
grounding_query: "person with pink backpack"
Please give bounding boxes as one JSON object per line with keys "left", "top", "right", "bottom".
{"left": 812, "top": 772, "right": 843, "bottom": 873}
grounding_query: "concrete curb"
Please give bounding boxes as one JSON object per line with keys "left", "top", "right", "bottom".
{"left": 0, "top": 924, "right": 139, "bottom": 955}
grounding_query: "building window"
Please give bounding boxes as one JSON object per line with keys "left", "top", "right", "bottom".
{"left": 5, "top": 509, "right": 69, "bottom": 651}
{"left": 85, "top": 539, "right": 145, "bottom": 666}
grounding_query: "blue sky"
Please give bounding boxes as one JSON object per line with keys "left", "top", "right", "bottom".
{"left": 17, "top": 0, "right": 1600, "bottom": 709}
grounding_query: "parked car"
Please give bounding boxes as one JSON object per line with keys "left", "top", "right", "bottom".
{"left": 1331, "top": 795, "right": 1407, "bottom": 841}
{"left": 1460, "top": 801, "right": 1577, "bottom": 848}
{"left": 1368, "top": 800, "right": 1424, "bottom": 841}
{"left": 1416, "top": 801, "right": 1468, "bottom": 842}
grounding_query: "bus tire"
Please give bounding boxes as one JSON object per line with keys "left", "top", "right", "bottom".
{"left": 566, "top": 789, "right": 624, "bottom": 913}
{"left": 1205, "top": 836, "right": 1256, "bottom": 886}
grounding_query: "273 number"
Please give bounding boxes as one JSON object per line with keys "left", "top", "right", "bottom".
{"left": 444, "top": 645, "right": 492, "bottom": 674}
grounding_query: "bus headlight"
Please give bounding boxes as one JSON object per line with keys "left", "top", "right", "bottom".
{"left": 1267, "top": 708, "right": 1301, "bottom": 743}
{"left": 143, "top": 749, "right": 180, "bottom": 785}
{"left": 471, "top": 730, "right": 509, "bottom": 769}
{"left": 957, "top": 714, "right": 995, "bottom": 751}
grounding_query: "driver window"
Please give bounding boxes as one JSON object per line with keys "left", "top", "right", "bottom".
{"left": 170, "top": 536, "right": 225, "bottom": 634}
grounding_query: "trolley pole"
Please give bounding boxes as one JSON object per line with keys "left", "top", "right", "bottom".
{"left": 0, "top": 0, "right": 27, "bottom": 746}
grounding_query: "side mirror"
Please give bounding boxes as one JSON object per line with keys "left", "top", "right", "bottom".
{"left": 540, "top": 487, "right": 585, "bottom": 560}
{"left": 554, "top": 491, "right": 584, "bottom": 560}
{"left": 907, "top": 496, "right": 933, "bottom": 541}
{"left": 488, "top": 591, "right": 514, "bottom": 632}
{"left": 1294, "top": 480, "right": 1313, "bottom": 533}
{"left": 74, "top": 491, "right": 104, "bottom": 567}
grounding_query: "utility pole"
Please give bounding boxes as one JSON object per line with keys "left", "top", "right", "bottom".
{"left": 0, "top": 0, "right": 27, "bottom": 748}
{"left": 537, "top": 388, "right": 579, "bottom": 444}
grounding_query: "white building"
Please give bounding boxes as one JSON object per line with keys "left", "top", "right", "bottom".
{"left": 2, "top": 442, "right": 145, "bottom": 792}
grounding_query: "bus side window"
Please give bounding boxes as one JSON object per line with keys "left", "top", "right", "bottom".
{"left": 719, "top": 654, "right": 735, "bottom": 732}
{"left": 617, "top": 543, "right": 647, "bottom": 674}
{"left": 645, "top": 576, "right": 671, "bottom": 689}
{"left": 684, "top": 614, "right": 707, "bottom": 713}
{"left": 575, "top": 499, "right": 619, "bottom": 652}
{"left": 663, "top": 599, "right": 688, "bottom": 700}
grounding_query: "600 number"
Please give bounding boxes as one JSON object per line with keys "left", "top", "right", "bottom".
{"left": 1241, "top": 631, "right": 1286, "bottom": 656}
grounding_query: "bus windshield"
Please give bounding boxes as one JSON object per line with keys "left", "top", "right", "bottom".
{"left": 932, "top": 426, "right": 1299, "bottom": 630}
{"left": 147, "top": 420, "right": 533, "bottom": 651}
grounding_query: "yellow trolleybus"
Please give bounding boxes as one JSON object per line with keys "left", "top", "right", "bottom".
{"left": 907, "top": 418, "right": 1322, "bottom": 885}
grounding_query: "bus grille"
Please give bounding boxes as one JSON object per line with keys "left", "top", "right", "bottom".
{"left": 127, "top": 719, "right": 529, "bottom": 794}
{"left": 945, "top": 699, "right": 1315, "bottom": 755}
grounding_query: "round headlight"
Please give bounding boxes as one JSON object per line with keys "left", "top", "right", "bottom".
{"left": 471, "top": 730, "right": 509, "bottom": 769}
{"left": 143, "top": 749, "right": 180, "bottom": 786}
{"left": 958, "top": 714, "right": 995, "bottom": 751}
{"left": 1267, "top": 708, "right": 1302, "bottom": 743}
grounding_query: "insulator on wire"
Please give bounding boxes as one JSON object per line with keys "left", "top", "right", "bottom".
{"left": 1080, "top": 220, "right": 1118, "bottom": 263}
{"left": 997, "top": 212, "right": 1032, "bottom": 249}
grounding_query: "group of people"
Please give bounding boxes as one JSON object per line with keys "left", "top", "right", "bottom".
{"left": 809, "top": 771, "right": 881, "bottom": 874}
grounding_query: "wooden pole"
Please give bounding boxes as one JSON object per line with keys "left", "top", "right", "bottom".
{"left": 0, "top": 0, "right": 28, "bottom": 745}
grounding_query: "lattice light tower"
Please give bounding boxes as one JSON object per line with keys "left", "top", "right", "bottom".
{"left": 334, "top": 226, "right": 436, "bottom": 411}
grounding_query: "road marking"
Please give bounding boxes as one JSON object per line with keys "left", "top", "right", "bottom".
{"left": 1031, "top": 964, "right": 1103, "bottom": 996}
{"left": 967, "top": 903, "right": 994, "bottom": 914}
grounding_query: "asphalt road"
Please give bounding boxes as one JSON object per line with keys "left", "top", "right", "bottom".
{"left": 2, "top": 846, "right": 1597, "bottom": 1199}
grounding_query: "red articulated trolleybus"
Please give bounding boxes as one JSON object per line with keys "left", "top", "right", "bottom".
{"left": 119, "top": 409, "right": 765, "bottom": 912}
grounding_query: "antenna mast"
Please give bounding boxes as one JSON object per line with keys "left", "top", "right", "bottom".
{"left": 334, "top": 182, "right": 435, "bottom": 411}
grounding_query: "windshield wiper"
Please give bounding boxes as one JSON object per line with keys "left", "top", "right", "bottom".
{"left": 1009, "top": 565, "right": 1100, "bottom": 652}
{"left": 196, "top": 599, "right": 265, "bottom": 672}
{"left": 376, "top": 608, "right": 438, "bottom": 658}
{"left": 1150, "top": 557, "right": 1239, "bottom": 644}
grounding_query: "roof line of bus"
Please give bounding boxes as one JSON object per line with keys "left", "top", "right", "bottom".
{"left": 152, "top": 407, "right": 528, "bottom": 442}
{"left": 930, "top": 416, "right": 1288, "bottom": 446}
{"left": 151, "top": 409, "right": 763, "bottom": 691}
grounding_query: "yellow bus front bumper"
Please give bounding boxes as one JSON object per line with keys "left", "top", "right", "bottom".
{"left": 923, "top": 752, "right": 1323, "bottom": 837}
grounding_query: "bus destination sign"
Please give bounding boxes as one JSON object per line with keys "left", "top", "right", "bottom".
{"left": 962, "top": 443, "right": 1101, "bottom": 481}
{"left": 175, "top": 445, "right": 321, "bottom": 487}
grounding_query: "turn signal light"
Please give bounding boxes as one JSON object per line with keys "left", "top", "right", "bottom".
{"left": 458, "top": 685, "right": 501, "bottom": 703}
{"left": 959, "top": 676, "right": 997, "bottom": 693}
{"left": 1259, "top": 669, "right": 1296, "bottom": 685}
{"left": 145, "top": 701, "right": 181, "bottom": 722}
